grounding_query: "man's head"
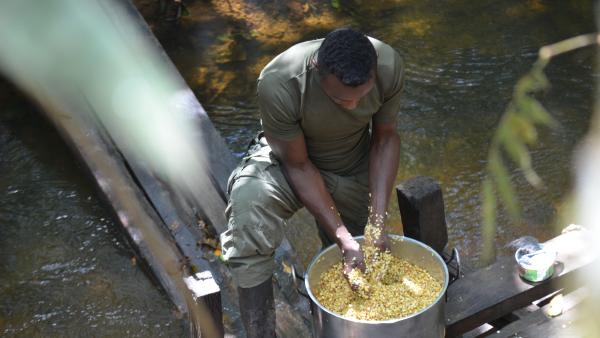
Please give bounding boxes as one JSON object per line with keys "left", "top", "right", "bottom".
{"left": 317, "top": 28, "right": 377, "bottom": 110}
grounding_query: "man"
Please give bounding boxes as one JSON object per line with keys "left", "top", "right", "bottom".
{"left": 220, "top": 28, "right": 404, "bottom": 337}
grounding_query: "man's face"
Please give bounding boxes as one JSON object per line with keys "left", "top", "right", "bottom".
{"left": 320, "top": 72, "right": 375, "bottom": 110}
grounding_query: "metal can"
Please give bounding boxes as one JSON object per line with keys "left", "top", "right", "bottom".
{"left": 515, "top": 244, "right": 557, "bottom": 282}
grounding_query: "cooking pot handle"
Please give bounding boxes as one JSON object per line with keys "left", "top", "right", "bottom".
{"left": 444, "top": 247, "right": 461, "bottom": 286}
{"left": 444, "top": 247, "right": 461, "bottom": 302}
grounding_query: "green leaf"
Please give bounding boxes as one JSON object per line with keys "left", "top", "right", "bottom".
{"left": 181, "top": 4, "right": 190, "bottom": 17}
{"left": 530, "top": 66, "right": 550, "bottom": 91}
{"left": 481, "top": 178, "right": 497, "bottom": 262}
{"left": 503, "top": 136, "right": 542, "bottom": 187}
{"left": 331, "top": 0, "right": 340, "bottom": 9}
{"left": 515, "top": 67, "right": 549, "bottom": 95}
{"left": 489, "top": 150, "right": 521, "bottom": 220}
{"left": 513, "top": 65, "right": 550, "bottom": 100}
{"left": 494, "top": 116, "right": 542, "bottom": 187}
{"left": 507, "top": 113, "right": 538, "bottom": 145}
{"left": 216, "top": 33, "right": 232, "bottom": 42}
{"left": 517, "top": 96, "right": 558, "bottom": 128}
{"left": 515, "top": 73, "right": 536, "bottom": 96}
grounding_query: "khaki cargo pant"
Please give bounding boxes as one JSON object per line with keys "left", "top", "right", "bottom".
{"left": 219, "top": 137, "right": 370, "bottom": 288}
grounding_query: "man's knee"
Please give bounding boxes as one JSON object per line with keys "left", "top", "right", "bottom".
{"left": 220, "top": 210, "right": 279, "bottom": 288}
{"left": 221, "top": 177, "right": 287, "bottom": 287}
{"left": 229, "top": 177, "right": 271, "bottom": 211}
{"left": 220, "top": 244, "right": 276, "bottom": 288}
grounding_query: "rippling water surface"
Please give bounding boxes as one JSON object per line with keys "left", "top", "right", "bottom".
{"left": 0, "top": 0, "right": 596, "bottom": 336}
{"left": 0, "top": 85, "right": 185, "bottom": 336}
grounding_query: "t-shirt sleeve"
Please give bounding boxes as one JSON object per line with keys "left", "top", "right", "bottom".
{"left": 257, "top": 75, "right": 302, "bottom": 140}
{"left": 373, "top": 49, "right": 405, "bottom": 125}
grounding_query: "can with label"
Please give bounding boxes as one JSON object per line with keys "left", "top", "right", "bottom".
{"left": 515, "top": 244, "right": 557, "bottom": 282}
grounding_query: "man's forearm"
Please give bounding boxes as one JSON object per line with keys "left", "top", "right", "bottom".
{"left": 281, "top": 160, "right": 356, "bottom": 249}
{"left": 368, "top": 128, "right": 401, "bottom": 223}
{"left": 265, "top": 131, "right": 359, "bottom": 251}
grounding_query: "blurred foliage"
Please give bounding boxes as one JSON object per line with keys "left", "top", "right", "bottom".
{"left": 481, "top": 61, "right": 554, "bottom": 262}
{"left": 481, "top": 34, "right": 598, "bottom": 262}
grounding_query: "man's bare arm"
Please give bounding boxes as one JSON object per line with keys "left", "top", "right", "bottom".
{"left": 265, "top": 131, "right": 366, "bottom": 274}
{"left": 367, "top": 121, "right": 401, "bottom": 249}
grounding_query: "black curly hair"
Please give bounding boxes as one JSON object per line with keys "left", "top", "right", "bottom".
{"left": 317, "top": 28, "right": 377, "bottom": 87}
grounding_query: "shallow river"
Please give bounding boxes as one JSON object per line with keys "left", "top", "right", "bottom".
{"left": 1, "top": 0, "right": 596, "bottom": 336}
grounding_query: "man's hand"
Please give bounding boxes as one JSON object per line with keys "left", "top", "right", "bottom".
{"left": 266, "top": 132, "right": 369, "bottom": 290}
{"left": 341, "top": 239, "right": 366, "bottom": 274}
{"left": 367, "top": 120, "right": 400, "bottom": 252}
{"left": 363, "top": 213, "right": 391, "bottom": 284}
{"left": 340, "top": 238, "right": 367, "bottom": 292}
{"left": 370, "top": 227, "right": 391, "bottom": 253}
{"left": 365, "top": 212, "right": 391, "bottom": 253}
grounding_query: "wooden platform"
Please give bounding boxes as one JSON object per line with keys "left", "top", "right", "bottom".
{"left": 396, "top": 177, "right": 596, "bottom": 338}
{"left": 445, "top": 228, "right": 595, "bottom": 337}
{"left": 484, "top": 287, "right": 586, "bottom": 338}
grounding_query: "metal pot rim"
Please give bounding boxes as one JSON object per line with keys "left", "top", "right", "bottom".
{"left": 304, "top": 235, "right": 449, "bottom": 324}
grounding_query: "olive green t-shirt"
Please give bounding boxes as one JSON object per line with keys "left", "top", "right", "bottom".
{"left": 257, "top": 37, "right": 404, "bottom": 176}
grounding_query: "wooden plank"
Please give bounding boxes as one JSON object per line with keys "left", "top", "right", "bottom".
{"left": 487, "top": 287, "right": 587, "bottom": 338}
{"left": 123, "top": 144, "right": 225, "bottom": 334}
{"left": 445, "top": 229, "right": 596, "bottom": 337}
{"left": 397, "top": 176, "right": 448, "bottom": 253}
{"left": 121, "top": 0, "right": 237, "bottom": 235}
{"left": 37, "top": 104, "right": 222, "bottom": 337}
{"left": 513, "top": 308, "right": 580, "bottom": 338}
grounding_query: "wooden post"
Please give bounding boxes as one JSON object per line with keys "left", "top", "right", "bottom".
{"left": 396, "top": 176, "right": 448, "bottom": 253}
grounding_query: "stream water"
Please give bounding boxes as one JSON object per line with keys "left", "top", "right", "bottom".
{"left": 0, "top": 82, "right": 185, "bottom": 336}
{"left": 1, "top": 0, "right": 596, "bottom": 336}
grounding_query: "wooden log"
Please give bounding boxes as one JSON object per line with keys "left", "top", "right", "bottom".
{"left": 445, "top": 229, "right": 596, "bottom": 337}
{"left": 126, "top": 156, "right": 225, "bottom": 334}
{"left": 37, "top": 103, "right": 222, "bottom": 337}
{"left": 121, "top": 0, "right": 237, "bottom": 235}
{"left": 396, "top": 176, "right": 449, "bottom": 253}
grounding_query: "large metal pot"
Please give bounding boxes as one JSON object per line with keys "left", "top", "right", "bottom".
{"left": 304, "top": 235, "right": 448, "bottom": 338}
